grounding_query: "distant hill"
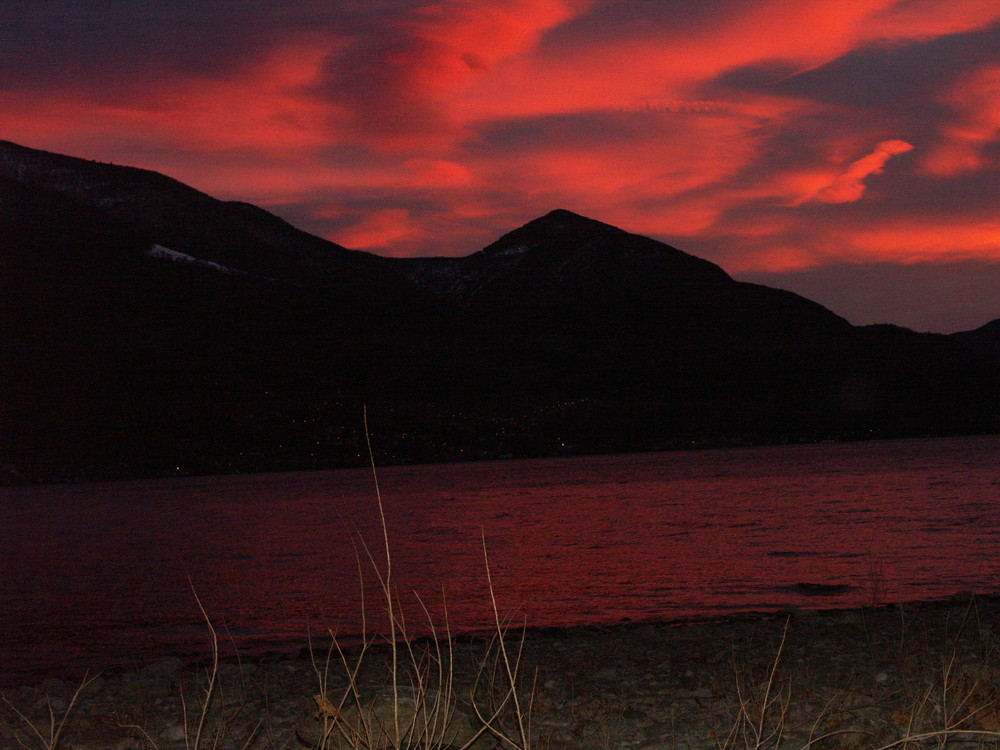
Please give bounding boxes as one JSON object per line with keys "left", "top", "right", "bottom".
{"left": 2, "top": 140, "right": 998, "bottom": 484}
{"left": 952, "top": 318, "right": 1000, "bottom": 365}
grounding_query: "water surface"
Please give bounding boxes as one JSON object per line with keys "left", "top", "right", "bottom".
{"left": 2, "top": 436, "right": 998, "bottom": 684}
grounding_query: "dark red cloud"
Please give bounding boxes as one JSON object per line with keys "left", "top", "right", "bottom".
{"left": 2, "top": 0, "right": 999, "bottom": 330}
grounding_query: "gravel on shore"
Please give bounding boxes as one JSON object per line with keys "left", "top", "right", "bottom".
{"left": 3, "top": 595, "right": 999, "bottom": 750}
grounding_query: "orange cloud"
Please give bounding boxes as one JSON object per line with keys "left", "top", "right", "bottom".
{"left": 327, "top": 0, "right": 585, "bottom": 151}
{"left": 863, "top": 0, "right": 1000, "bottom": 41}
{"left": 454, "top": 0, "right": 898, "bottom": 123}
{"left": 685, "top": 215, "right": 1000, "bottom": 279}
{"left": 402, "top": 0, "right": 580, "bottom": 89}
{"left": 715, "top": 213, "right": 1000, "bottom": 274}
{"left": 847, "top": 220, "right": 1000, "bottom": 262}
{"left": 799, "top": 140, "right": 915, "bottom": 204}
{"left": 726, "top": 245, "right": 826, "bottom": 274}
{"left": 332, "top": 208, "right": 426, "bottom": 251}
{"left": 460, "top": 113, "right": 763, "bottom": 239}
{"left": 403, "top": 157, "right": 476, "bottom": 187}
{"left": 923, "top": 65, "right": 1000, "bottom": 176}
{"left": 0, "top": 37, "right": 340, "bottom": 160}
{"left": 108, "top": 39, "right": 342, "bottom": 152}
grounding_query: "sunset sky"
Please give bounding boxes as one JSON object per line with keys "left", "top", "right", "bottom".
{"left": 3, "top": 0, "right": 999, "bottom": 332}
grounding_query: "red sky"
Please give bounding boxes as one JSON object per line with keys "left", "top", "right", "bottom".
{"left": 2, "top": 0, "right": 999, "bottom": 332}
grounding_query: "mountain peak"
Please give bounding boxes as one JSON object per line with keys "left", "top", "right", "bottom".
{"left": 533, "top": 208, "right": 598, "bottom": 224}
{"left": 510, "top": 208, "right": 621, "bottom": 237}
{"left": 477, "top": 208, "right": 731, "bottom": 284}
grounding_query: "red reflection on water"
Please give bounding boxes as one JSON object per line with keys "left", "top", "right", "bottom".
{"left": 1, "top": 436, "right": 999, "bottom": 684}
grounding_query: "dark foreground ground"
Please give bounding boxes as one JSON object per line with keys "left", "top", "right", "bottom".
{"left": 3, "top": 595, "right": 1000, "bottom": 749}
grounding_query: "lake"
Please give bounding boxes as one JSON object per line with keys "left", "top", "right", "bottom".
{"left": 2, "top": 435, "right": 999, "bottom": 685}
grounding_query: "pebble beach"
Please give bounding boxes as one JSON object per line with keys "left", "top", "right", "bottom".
{"left": 3, "top": 595, "right": 1000, "bottom": 750}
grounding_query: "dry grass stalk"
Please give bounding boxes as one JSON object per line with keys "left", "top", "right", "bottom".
{"left": 2, "top": 673, "right": 100, "bottom": 750}
{"left": 715, "top": 618, "right": 792, "bottom": 750}
{"left": 711, "top": 599, "right": 1000, "bottom": 750}
{"left": 110, "top": 585, "right": 261, "bottom": 750}
{"left": 878, "top": 597, "right": 1000, "bottom": 749}
{"left": 470, "top": 536, "right": 534, "bottom": 750}
{"left": 182, "top": 582, "right": 219, "bottom": 750}
{"left": 302, "top": 407, "right": 534, "bottom": 750}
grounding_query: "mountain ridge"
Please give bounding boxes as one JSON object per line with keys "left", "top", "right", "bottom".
{"left": 952, "top": 318, "right": 1000, "bottom": 366}
{"left": 0, "top": 139, "right": 402, "bottom": 291}
{"left": 2, "top": 140, "right": 998, "bottom": 484}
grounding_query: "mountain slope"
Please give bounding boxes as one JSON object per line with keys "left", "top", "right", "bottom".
{"left": 952, "top": 318, "right": 1000, "bottom": 365}
{"left": 2, "top": 141, "right": 998, "bottom": 483}
{"left": 0, "top": 142, "right": 455, "bottom": 481}
{"left": 0, "top": 139, "right": 405, "bottom": 292}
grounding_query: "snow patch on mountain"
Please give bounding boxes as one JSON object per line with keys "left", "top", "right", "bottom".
{"left": 492, "top": 243, "right": 533, "bottom": 257}
{"left": 145, "top": 245, "right": 245, "bottom": 276}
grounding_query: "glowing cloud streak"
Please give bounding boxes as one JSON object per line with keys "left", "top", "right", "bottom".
{"left": 803, "top": 140, "right": 916, "bottom": 204}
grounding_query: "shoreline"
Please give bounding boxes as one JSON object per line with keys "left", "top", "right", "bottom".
{"left": 7, "top": 590, "right": 996, "bottom": 690}
{"left": 7, "top": 433, "right": 998, "bottom": 489}
{"left": 4, "top": 593, "right": 1000, "bottom": 749}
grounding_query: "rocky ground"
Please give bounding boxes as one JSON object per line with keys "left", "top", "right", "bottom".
{"left": 3, "top": 595, "right": 1000, "bottom": 750}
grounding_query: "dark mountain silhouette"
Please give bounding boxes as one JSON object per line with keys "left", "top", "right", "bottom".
{"left": 952, "top": 318, "right": 1000, "bottom": 365}
{"left": 2, "top": 141, "right": 998, "bottom": 484}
